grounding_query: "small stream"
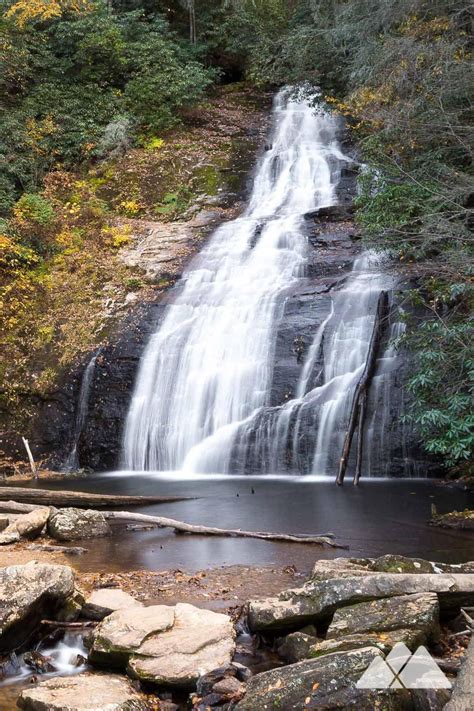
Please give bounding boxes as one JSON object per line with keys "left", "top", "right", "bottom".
{"left": 0, "top": 632, "right": 88, "bottom": 708}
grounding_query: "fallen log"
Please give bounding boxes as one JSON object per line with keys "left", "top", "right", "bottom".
{"left": 103, "top": 510, "right": 342, "bottom": 547}
{"left": 0, "top": 487, "right": 193, "bottom": 508}
{"left": 336, "top": 290, "right": 390, "bottom": 486}
{"left": 0, "top": 500, "right": 342, "bottom": 547}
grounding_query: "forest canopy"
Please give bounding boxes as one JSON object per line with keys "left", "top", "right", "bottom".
{"left": 0, "top": 0, "right": 472, "bottom": 469}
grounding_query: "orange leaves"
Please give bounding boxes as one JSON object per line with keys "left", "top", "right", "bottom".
{"left": 5, "top": 0, "right": 92, "bottom": 28}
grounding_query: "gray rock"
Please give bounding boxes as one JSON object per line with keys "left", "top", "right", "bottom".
{"left": 48, "top": 508, "right": 111, "bottom": 541}
{"left": 248, "top": 574, "right": 474, "bottom": 631}
{"left": 411, "top": 688, "right": 451, "bottom": 710}
{"left": 17, "top": 672, "right": 151, "bottom": 710}
{"left": 89, "top": 602, "right": 235, "bottom": 687}
{"left": 444, "top": 637, "right": 474, "bottom": 710}
{"left": 15, "top": 508, "right": 50, "bottom": 539}
{"left": 277, "top": 630, "right": 318, "bottom": 663}
{"left": 82, "top": 588, "right": 143, "bottom": 621}
{"left": 235, "top": 647, "right": 412, "bottom": 710}
{"left": 326, "top": 593, "right": 440, "bottom": 641}
{"left": 0, "top": 561, "right": 82, "bottom": 652}
{"left": 312, "top": 556, "right": 474, "bottom": 578}
{"left": 0, "top": 508, "right": 50, "bottom": 544}
{"left": 309, "top": 629, "right": 427, "bottom": 658}
{"left": 0, "top": 515, "right": 9, "bottom": 532}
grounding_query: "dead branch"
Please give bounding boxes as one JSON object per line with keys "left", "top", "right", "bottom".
{"left": 103, "top": 511, "right": 341, "bottom": 547}
{"left": 336, "top": 290, "right": 390, "bottom": 486}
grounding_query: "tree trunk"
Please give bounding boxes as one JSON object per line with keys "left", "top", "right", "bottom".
{"left": 336, "top": 290, "right": 390, "bottom": 486}
{"left": 0, "top": 487, "right": 193, "bottom": 508}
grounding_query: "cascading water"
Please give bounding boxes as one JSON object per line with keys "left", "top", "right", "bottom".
{"left": 123, "top": 88, "right": 405, "bottom": 476}
{"left": 123, "top": 89, "right": 349, "bottom": 472}
{"left": 64, "top": 352, "right": 99, "bottom": 470}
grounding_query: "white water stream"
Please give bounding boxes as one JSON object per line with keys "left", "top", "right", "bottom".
{"left": 123, "top": 89, "right": 400, "bottom": 475}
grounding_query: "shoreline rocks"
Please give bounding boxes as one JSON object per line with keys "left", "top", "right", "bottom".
{"left": 48, "top": 508, "right": 111, "bottom": 541}
{"left": 89, "top": 602, "right": 236, "bottom": 687}
{"left": 17, "top": 672, "right": 151, "bottom": 711}
{"left": 0, "top": 561, "right": 83, "bottom": 653}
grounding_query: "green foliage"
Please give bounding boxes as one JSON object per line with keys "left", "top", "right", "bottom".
{"left": 13, "top": 193, "right": 55, "bottom": 226}
{"left": 401, "top": 313, "right": 473, "bottom": 465}
{"left": 0, "top": 2, "right": 216, "bottom": 213}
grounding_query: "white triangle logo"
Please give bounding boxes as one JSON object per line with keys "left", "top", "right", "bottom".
{"left": 356, "top": 642, "right": 452, "bottom": 690}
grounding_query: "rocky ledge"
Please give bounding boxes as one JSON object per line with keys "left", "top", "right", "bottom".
{"left": 0, "top": 555, "right": 473, "bottom": 710}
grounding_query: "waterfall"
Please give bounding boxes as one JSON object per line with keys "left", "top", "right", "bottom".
{"left": 123, "top": 88, "right": 403, "bottom": 476}
{"left": 123, "top": 89, "right": 348, "bottom": 471}
{"left": 64, "top": 352, "right": 99, "bottom": 470}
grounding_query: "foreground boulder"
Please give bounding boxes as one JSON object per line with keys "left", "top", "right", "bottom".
{"left": 82, "top": 588, "right": 143, "bottom": 621}
{"left": 0, "top": 508, "right": 50, "bottom": 545}
{"left": 48, "top": 508, "right": 111, "bottom": 541}
{"left": 326, "top": 592, "right": 440, "bottom": 641}
{"left": 235, "top": 647, "right": 411, "bottom": 710}
{"left": 0, "top": 561, "right": 82, "bottom": 652}
{"left": 248, "top": 573, "right": 474, "bottom": 631}
{"left": 17, "top": 672, "right": 151, "bottom": 710}
{"left": 89, "top": 602, "right": 236, "bottom": 687}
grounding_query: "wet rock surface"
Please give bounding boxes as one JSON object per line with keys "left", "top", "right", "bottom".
{"left": 0, "top": 561, "right": 81, "bottom": 652}
{"left": 48, "top": 508, "right": 111, "bottom": 541}
{"left": 17, "top": 672, "right": 151, "bottom": 710}
{"left": 89, "top": 602, "right": 236, "bottom": 686}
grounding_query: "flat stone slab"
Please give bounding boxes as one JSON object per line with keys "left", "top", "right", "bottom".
{"left": 82, "top": 588, "right": 143, "bottom": 621}
{"left": 312, "top": 556, "right": 474, "bottom": 578}
{"left": 248, "top": 573, "right": 474, "bottom": 631}
{"left": 0, "top": 561, "right": 81, "bottom": 653}
{"left": 17, "top": 672, "right": 151, "bottom": 710}
{"left": 326, "top": 592, "right": 439, "bottom": 641}
{"left": 89, "top": 602, "right": 235, "bottom": 687}
{"left": 235, "top": 647, "right": 412, "bottom": 710}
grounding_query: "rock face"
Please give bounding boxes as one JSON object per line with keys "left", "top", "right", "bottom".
{"left": 326, "top": 592, "right": 440, "bottom": 641}
{"left": 82, "top": 588, "right": 143, "bottom": 621}
{"left": 445, "top": 638, "right": 474, "bottom": 710}
{"left": 48, "top": 508, "right": 111, "bottom": 541}
{"left": 235, "top": 647, "right": 412, "bottom": 711}
{"left": 0, "top": 508, "right": 50, "bottom": 545}
{"left": 277, "top": 630, "right": 319, "bottom": 663}
{"left": 89, "top": 602, "right": 236, "bottom": 687}
{"left": 0, "top": 561, "right": 82, "bottom": 652}
{"left": 17, "top": 672, "right": 151, "bottom": 711}
{"left": 247, "top": 573, "right": 474, "bottom": 632}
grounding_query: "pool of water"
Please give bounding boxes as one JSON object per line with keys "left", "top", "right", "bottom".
{"left": 23, "top": 474, "right": 474, "bottom": 571}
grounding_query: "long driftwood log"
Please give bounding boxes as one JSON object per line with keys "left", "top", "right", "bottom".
{"left": 0, "top": 500, "right": 341, "bottom": 547}
{"left": 0, "top": 487, "right": 193, "bottom": 507}
{"left": 103, "top": 510, "right": 341, "bottom": 547}
{"left": 336, "top": 290, "right": 390, "bottom": 486}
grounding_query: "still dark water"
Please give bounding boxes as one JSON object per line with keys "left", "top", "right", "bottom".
{"left": 30, "top": 474, "right": 473, "bottom": 571}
